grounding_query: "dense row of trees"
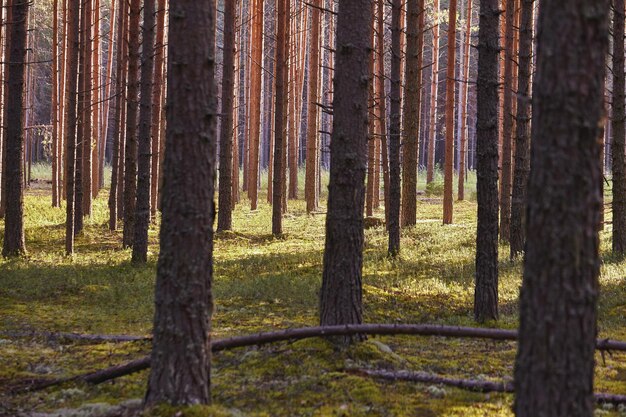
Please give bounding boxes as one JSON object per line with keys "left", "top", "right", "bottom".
{"left": 0, "top": 0, "right": 618, "bottom": 415}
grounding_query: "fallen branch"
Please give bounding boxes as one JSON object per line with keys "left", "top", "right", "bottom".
{"left": 348, "top": 369, "right": 626, "bottom": 405}
{"left": 16, "top": 324, "right": 626, "bottom": 392}
{"left": 0, "top": 330, "right": 149, "bottom": 344}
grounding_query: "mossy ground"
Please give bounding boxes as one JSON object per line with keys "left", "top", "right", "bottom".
{"left": 0, "top": 168, "right": 625, "bottom": 416}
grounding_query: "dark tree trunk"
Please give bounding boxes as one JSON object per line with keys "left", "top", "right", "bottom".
{"left": 64, "top": 0, "right": 80, "bottom": 255}
{"left": 108, "top": 0, "right": 126, "bottom": 231}
{"left": 74, "top": 0, "right": 87, "bottom": 235}
{"left": 319, "top": 0, "right": 373, "bottom": 345}
{"left": 144, "top": 0, "right": 217, "bottom": 406}
{"left": 612, "top": 0, "right": 626, "bottom": 254}
{"left": 305, "top": 0, "right": 320, "bottom": 214}
{"left": 81, "top": 0, "right": 92, "bottom": 218}
{"left": 122, "top": 0, "right": 141, "bottom": 248}
{"left": 150, "top": 0, "right": 166, "bottom": 220}
{"left": 513, "top": 1, "right": 609, "bottom": 416}
{"left": 442, "top": 0, "right": 457, "bottom": 225}
{"left": 272, "top": 0, "right": 289, "bottom": 236}
{"left": 2, "top": 0, "right": 29, "bottom": 257}
{"left": 401, "top": 0, "right": 425, "bottom": 227}
{"left": 509, "top": 0, "right": 533, "bottom": 259}
{"left": 473, "top": 0, "right": 500, "bottom": 322}
{"left": 217, "top": 0, "right": 236, "bottom": 232}
{"left": 388, "top": 0, "right": 402, "bottom": 255}
{"left": 132, "top": 0, "right": 156, "bottom": 264}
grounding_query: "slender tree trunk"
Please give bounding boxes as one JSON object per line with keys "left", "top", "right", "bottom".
{"left": 52, "top": 0, "right": 60, "bottom": 207}
{"left": 427, "top": 0, "right": 440, "bottom": 184}
{"left": 319, "top": 0, "right": 373, "bottom": 345}
{"left": 388, "top": 0, "right": 402, "bottom": 254}
{"left": 92, "top": 0, "right": 101, "bottom": 198}
{"left": 401, "top": 0, "right": 425, "bottom": 227}
{"left": 132, "top": 0, "right": 156, "bottom": 264}
{"left": 101, "top": 0, "right": 116, "bottom": 188}
{"left": 248, "top": 0, "right": 264, "bottom": 209}
{"left": 0, "top": 0, "right": 11, "bottom": 220}
{"left": 65, "top": 0, "right": 80, "bottom": 254}
{"left": 509, "top": 0, "right": 533, "bottom": 258}
{"left": 474, "top": 0, "right": 500, "bottom": 322}
{"left": 377, "top": 0, "right": 389, "bottom": 225}
{"left": 305, "top": 0, "right": 320, "bottom": 213}
{"left": 82, "top": 0, "right": 92, "bottom": 217}
{"left": 2, "top": 0, "right": 29, "bottom": 257}
{"left": 74, "top": 0, "right": 86, "bottom": 235}
{"left": 150, "top": 0, "right": 166, "bottom": 220}
{"left": 144, "top": 0, "right": 217, "bottom": 405}
{"left": 366, "top": 10, "right": 376, "bottom": 218}
{"left": 116, "top": 4, "right": 128, "bottom": 222}
{"left": 443, "top": 0, "right": 457, "bottom": 224}
{"left": 122, "top": 0, "right": 141, "bottom": 247}
{"left": 218, "top": 0, "right": 237, "bottom": 232}
{"left": 457, "top": 0, "right": 472, "bottom": 201}
{"left": 513, "top": 1, "right": 609, "bottom": 415}
{"left": 611, "top": 0, "right": 626, "bottom": 254}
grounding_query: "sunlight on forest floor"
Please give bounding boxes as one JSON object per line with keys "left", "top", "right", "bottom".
{"left": 0, "top": 176, "right": 625, "bottom": 416}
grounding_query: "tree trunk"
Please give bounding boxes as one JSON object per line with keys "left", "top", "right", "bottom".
{"left": 401, "top": 0, "right": 425, "bottom": 227}
{"left": 132, "top": 0, "right": 156, "bottom": 264}
{"left": 388, "top": 0, "right": 402, "bottom": 255}
{"left": 144, "top": 0, "right": 217, "bottom": 406}
{"left": 305, "top": 0, "right": 320, "bottom": 213}
{"left": 442, "top": 0, "right": 457, "bottom": 225}
{"left": 82, "top": 0, "right": 92, "bottom": 217}
{"left": 52, "top": 0, "right": 60, "bottom": 208}
{"left": 457, "top": 0, "right": 472, "bottom": 201}
{"left": 513, "top": 1, "right": 609, "bottom": 416}
{"left": 426, "top": 0, "right": 440, "bottom": 184}
{"left": 377, "top": 0, "right": 389, "bottom": 226}
{"left": 122, "top": 0, "right": 141, "bottom": 247}
{"left": 509, "top": 0, "right": 533, "bottom": 258}
{"left": 473, "top": 0, "right": 500, "bottom": 322}
{"left": 319, "top": 0, "right": 373, "bottom": 345}
{"left": 248, "top": 0, "right": 264, "bottom": 210}
{"left": 611, "top": 0, "right": 626, "bottom": 254}
{"left": 65, "top": 0, "right": 80, "bottom": 255}
{"left": 217, "top": 0, "right": 236, "bottom": 232}
{"left": 150, "top": 0, "right": 166, "bottom": 220}
{"left": 92, "top": 0, "right": 101, "bottom": 198}
{"left": 2, "top": 0, "right": 28, "bottom": 257}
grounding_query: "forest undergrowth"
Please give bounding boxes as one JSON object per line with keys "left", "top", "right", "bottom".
{"left": 0, "top": 169, "right": 625, "bottom": 417}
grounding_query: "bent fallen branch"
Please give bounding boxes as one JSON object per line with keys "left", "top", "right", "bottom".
{"left": 17, "top": 323, "right": 626, "bottom": 392}
{"left": 348, "top": 369, "right": 626, "bottom": 405}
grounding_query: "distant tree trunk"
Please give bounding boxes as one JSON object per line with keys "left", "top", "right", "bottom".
{"left": 377, "top": 0, "right": 389, "bottom": 225}
{"left": 122, "top": 0, "right": 141, "bottom": 248}
{"left": 272, "top": 0, "right": 289, "bottom": 235}
{"left": 388, "top": 0, "right": 402, "bottom": 255}
{"left": 144, "top": 0, "right": 217, "bottom": 405}
{"left": 92, "top": 0, "right": 101, "bottom": 198}
{"left": 513, "top": 1, "right": 609, "bottom": 415}
{"left": 366, "top": 16, "right": 376, "bottom": 219}
{"left": 401, "top": 0, "right": 425, "bottom": 227}
{"left": 457, "top": 0, "right": 472, "bottom": 201}
{"left": 427, "top": 0, "right": 440, "bottom": 184}
{"left": 443, "top": 0, "right": 457, "bottom": 224}
{"left": 611, "top": 0, "right": 626, "bottom": 254}
{"left": 2, "top": 0, "right": 28, "bottom": 257}
{"left": 474, "top": 0, "right": 500, "bottom": 322}
{"left": 319, "top": 0, "right": 372, "bottom": 345}
{"left": 498, "top": 0, "right": 515, "bottom": 242}
{"left": 101, "top": 0, "right": 116, "bottom": 189}
{"left": 248, "top": 0, "right": 264, "bottom": 210}
{"left": 150, "top": 0, "right": 166, "bottom": 220}
{"left": 52, "top": 0, "right": 60, "bottom": 208}
{"left": 509, "top": 0, "right": 533, "bottom": 258}
{"left": 108, "top": 0, "right": 125, "bottom": 231}
{"left": 74, "top": 0, "right": 87, "bottom": 235}
{"left": 132, "top": 0, "right": 156, "bottom": 264}
{"left": 218, "top": 0, "right": 236, "bottom": 232}
{"left": 305, "top": 0, "right": 320, "bottom": 213}
{"left": 65, "top": 0, "right": 80, "bottom": 255}
{"left": 81, "top": 0, "right": 92, "bottom": 217}
{"left": 116, "top": 5, "right": 128, "bottom": 222}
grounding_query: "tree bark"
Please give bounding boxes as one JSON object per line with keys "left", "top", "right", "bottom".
{"left": 2, "top": 0, "right": 29, "bottom": 257}
{"left": 388, "top": 0, "right": 402, "bottom": 255}
{"left": 248, "top": 0, "right": 264, "bottom": 210}
{"left": 457, "top": 0, "right": 472, "bottom": 201}
{"left": 509, "top": 0, "right": 533, "bottom": 258}
{"left": 144, "top": 0, "right": 217, "bottom": 406}
{"left": 52, "top": 0, "right": 60, "bottom": 208}
{"left": 473, "top": 0, "right": 500, "bottom": 322}
{"left": 377, "top": 0, "right": 389, "bottom": 226}
{"left": 442, "top": 0, "right": 457, "bottom": 225}
{"left": 513, "top": 1, "right": 609, "bottom": 416}
{"left": 426, "top": 0, "right": 440, "bottom": 184}
{"left": 401, "top": 0, "right": 425, "bottom": 227}
{"left": 305, "top": 0, "right": 320, "bottom": 213}
{"left": 81, "top": 0, "right": 92, "bottom": 217}
{"left": 319, "top": 0, "right": 373, "bottom": 345}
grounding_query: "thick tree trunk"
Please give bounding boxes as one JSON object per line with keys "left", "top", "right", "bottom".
{"left": 2, "top": 0, "right": 28, "bottom": 257}
{"left": 217, "top": 0, "right": 236, "bottom": 232}
{"left": 509, "top": 0, "right": 533, "bottom": 258}
{"left": 612, "top": 0, "right": 626, "bottom": 254}
{"left": 442, "top": 0, "right": 457, "bottom": 225}
{"left": 144, "top": 0, "right": 217, "bottom": 406}
{"left": 305, "top": 0, "right": 320, "bottom": 213}
{"left": 122, "top": 0, "right": 141, "bottom": 248}
{"left": 426, "top": 0, "right": 440, "bottom": 184}
{"left": 319, "top": 0, "right": 372, "bottom": 345}
{"left": 513, "top": 1, "right": 609, "bottom": 416}
{"left": 64, "top": 0, "right": 80, "bottom": 255}
{"left": 401, "top": 0, "right": 425, "bottom": 227}
{"left": 388, "top": 0, "right": 402, "bottom": 255}
{"left": 132, "top": 0, "right": 156, "bottom": 264}
{"left": 473, "top": 0, "right": 500, "bottom": 322}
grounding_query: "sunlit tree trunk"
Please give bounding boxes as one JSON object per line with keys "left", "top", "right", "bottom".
{"left": 443, "top": 0, "right": 457, "bottom": 225}
{"left": 426, "top": 0, "right": 440, "bottom": 184}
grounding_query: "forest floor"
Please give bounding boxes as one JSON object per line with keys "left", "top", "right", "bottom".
{"left": 1, "top": 170, "right": 626, "bottom": 417}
